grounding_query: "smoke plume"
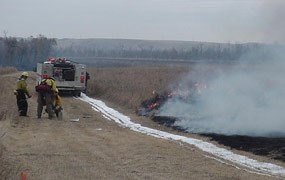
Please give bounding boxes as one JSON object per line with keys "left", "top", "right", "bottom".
{"left": 158, "top": 46, "right": 285, "bottom": 137}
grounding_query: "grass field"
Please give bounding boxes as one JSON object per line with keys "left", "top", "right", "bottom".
{"left": 85, "top": 61, "right": 240, "bottom": 111}
{"left": 0, "top": 67, "right": 18, "bottom": 120}
{"left": 0, "top": 67, "right": 17, "bottom": 75}
{"left": 86, "top": 65, "right": 192, "bottom": 110}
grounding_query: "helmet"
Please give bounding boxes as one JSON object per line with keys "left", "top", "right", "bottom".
{"left": 21, "top": 72, "right": 29, "bottom": 77}
{"left": 49, "top": 77, "right": 55, "bottom": 81}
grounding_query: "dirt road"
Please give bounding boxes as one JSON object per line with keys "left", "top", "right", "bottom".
{"left": 0, "top": 73, "right": 284, "bottom": 179}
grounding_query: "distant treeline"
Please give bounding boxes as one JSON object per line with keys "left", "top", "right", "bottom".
{"left": 0, "top": 35, "right": 56, "bottom": 70}
{"left": 0, "top": 35, "right": 279, "bottom": 70}
{"left": 57, "top": 43, "right": 271, "bottom": 62}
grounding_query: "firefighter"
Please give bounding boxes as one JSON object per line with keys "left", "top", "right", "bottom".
{"left": 85, "top": 72, "right": 90, "bottom": 93}
{"left": 14, "top": 72, "right": 32, "bottom": 116}
{"left": 36, "top": 77, "right": 57, "bottom": 119}
{"left": 53, "top": 88, "right": 63, "bottom": 119}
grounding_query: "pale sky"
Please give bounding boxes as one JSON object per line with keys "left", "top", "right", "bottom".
{"left": 0, "top": 0, "right": 284, "bottom": 43}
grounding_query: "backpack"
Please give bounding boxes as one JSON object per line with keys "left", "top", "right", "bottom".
{"left": 35, "top": 79, "right": 52, "bottom": 92}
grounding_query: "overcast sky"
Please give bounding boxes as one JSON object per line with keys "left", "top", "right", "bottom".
{"left": 0, "top": 0, "right": 284, "bottom": 43}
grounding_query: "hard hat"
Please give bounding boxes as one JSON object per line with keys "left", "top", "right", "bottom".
{"left": 21, "top": 72, "right": 29, "bottom": 77}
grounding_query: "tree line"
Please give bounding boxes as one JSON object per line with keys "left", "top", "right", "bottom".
{"left": 0, "top": 35, "right": 56, "bottom": 70}
{"left": 57, "top": 43, "right": 268, "bottom": 62}
{"left": 0, "top": 35, "right": 277, "bottom": 70}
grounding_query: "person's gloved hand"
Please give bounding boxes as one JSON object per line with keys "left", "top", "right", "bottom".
{"left": 13, "top": 90, "right": 18, "bottom": 95}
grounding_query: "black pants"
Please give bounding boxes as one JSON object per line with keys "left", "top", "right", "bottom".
{"left": 16, "top": 91, "right": 28, "bottom": 116}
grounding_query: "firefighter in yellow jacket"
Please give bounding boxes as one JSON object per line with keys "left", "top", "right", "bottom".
{"left": 36, "top": 77, "right": 57, "bottom": 119}
{"left": 53, "top": 89, "right": 63, "bottom": 119}
{"left": 14, "top": 72, "right": 32, "bottom": 116}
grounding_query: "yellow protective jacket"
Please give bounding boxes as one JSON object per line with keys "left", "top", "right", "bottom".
{"left": 55, "top": 94, "right": 62, "bottom": 107}
{"left": 15, "top": 78, "right": 30, "bottom": 96}
{"left": 41, "top": 78, "right": 57, "bottom": 93}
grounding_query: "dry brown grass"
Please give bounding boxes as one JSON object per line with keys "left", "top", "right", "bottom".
{"left": 0, "top": 78, "right": 16, "bottom": 120}
{"left": 87, "top": 65, "right": 192, "bottom": 110}
{"left": 0, "top": 68, "right": 19, "bottom": 121}
{"left": 0, "top": 67, "right": 17, "bottom": 75}
{"left": 0, "top": 68, "right": 20, "bottom": 179}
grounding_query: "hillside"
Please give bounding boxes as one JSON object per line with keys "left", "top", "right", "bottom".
{"left": 56, "top": 38, "right": 225, "bottom": 50}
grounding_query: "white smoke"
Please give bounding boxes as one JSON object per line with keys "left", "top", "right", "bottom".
{"left": 259, "top": 0, "right": 285, "bottom": 43}
{"left": 158, "top": 47, "right": 285, "bottom": 137}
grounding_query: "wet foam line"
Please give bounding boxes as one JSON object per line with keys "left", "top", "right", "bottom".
{"left": 204, "top": 155, "right": 272, "bottom": 177}
{"left": 78, "top": 94, "right": 285, "bottom": 177}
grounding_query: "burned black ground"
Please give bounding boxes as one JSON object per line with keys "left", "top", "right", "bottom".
{"left": 204, "top": 134, "right": 285, "bottom": 162}
{"left": 151, "top": 115, "right": 285, "bottom": 163}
